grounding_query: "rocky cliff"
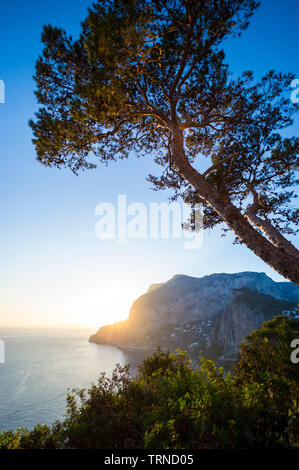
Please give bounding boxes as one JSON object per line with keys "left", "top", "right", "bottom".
{"left": 89, "top": 272, "right": 299, "bottom": 364}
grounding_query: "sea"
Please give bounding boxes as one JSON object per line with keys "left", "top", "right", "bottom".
{"left": 0, "top": 328, "right": 149, "bottom": 433}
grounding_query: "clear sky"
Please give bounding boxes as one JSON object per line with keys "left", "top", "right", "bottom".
{"left": 0, "top": 0, "right": 298, "bottom": 328}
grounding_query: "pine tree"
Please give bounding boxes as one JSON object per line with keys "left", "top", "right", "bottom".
{"left": 30, "top": 0, "right": 299, "bottom": 283}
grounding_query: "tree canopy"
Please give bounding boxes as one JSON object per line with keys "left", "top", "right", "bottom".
{"left": 30, "top": 0, "right": 299, "bottom": 283}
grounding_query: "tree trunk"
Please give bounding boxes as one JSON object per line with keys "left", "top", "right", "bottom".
{"left": 171, "top": 128, "right": 299, "bottom": 285}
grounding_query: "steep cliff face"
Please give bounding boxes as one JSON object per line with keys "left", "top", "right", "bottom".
{"left": 215, "top": 288, "right": 297, "bottom": 354}
{"left": 89, "top": 272, "right": 298, "bottom": 363}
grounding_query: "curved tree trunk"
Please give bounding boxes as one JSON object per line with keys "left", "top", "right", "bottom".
{"left": 171, "top": 128, "right": 299, "bottom": 285}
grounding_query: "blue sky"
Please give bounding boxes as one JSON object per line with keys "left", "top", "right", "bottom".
{"left": 0, "top": 0, "right": 298, "bottom": 328}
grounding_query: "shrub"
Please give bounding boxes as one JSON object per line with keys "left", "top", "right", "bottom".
{"left": 1, "top": 317, "right": 298, "bottom": 449}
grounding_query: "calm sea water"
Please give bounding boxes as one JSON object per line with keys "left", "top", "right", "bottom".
{"left": 0, "top": 328, "right": 148, "bottom": 432}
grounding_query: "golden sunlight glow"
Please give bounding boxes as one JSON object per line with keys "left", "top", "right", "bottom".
{"left": 0, "top": 269, "right": 147, "bottom": 329}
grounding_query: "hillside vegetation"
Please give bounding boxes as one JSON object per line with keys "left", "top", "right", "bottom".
{"left": 1, "top": 316, "right": 298, "bottom": 449}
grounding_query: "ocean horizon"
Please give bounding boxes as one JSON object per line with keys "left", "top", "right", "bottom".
{"left": 0, "top": 327, "right": 148, "bottom": 432}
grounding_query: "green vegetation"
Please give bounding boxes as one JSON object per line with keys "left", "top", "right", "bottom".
{"left": 234, "top": 288, "right": 297, "bottom": 318}
{"left": 1, "top": 316, "right": 298, "bottom": 449}
{"left": 29, "top": 0, "right": 299, "bottom": 283}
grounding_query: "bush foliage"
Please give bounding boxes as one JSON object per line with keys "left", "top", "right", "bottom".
{"left": 1, "top": 316, "right": 298, "bottom": 449}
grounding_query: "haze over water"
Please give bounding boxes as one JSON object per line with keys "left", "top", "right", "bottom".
{"left": 0, "top": 328, "right": 147, "bottom": 432}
